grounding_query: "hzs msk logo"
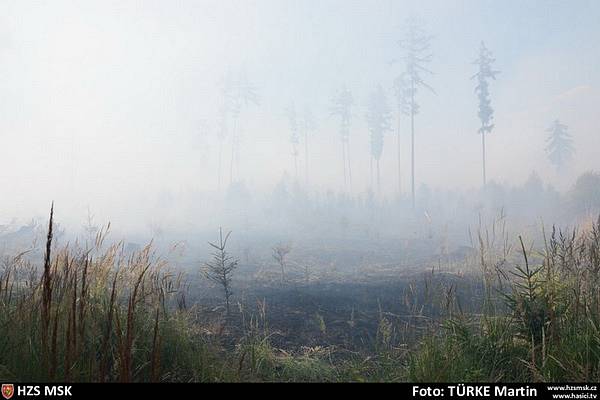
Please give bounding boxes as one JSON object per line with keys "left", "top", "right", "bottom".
{"left": 1, "top": 384, "right": 14, "bottom": 400}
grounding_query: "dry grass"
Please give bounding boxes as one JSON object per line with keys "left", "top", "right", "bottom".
{"left": 2, "top": 205, "right": 599, "bottom": 382}
{"left": 0, "top": 206, "right": 199, "bottom": 382}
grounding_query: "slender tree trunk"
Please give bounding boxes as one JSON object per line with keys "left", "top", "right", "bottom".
{"left": 377, "top": 158, "right": 381, "bottom": 195}
{"left": 217, "top": 139, "right": 223, "bottom": 192}
{"left": 229, "top": 116, "right": 237, "bottom": 185}
{"left": 410, "top": 80, "right": 416, "bottom": 209}
{"left": 304, "top": 130, "right": 309, "bottom": 186}
{"left": 229, "top": 139, "right": 234, "bottom": 185}
{"left": 346, "top": 139, "right": 353, "bottom": 192}
{"left": 370, "top": 156, "right": 373, "bottom": 190}
{"left": 235, "top": 118, "right": 241, "bottom": 183}
{"left": 397, "top": 109, "right": 402, "bottom": 197}
{"left": 341, "top": 139, "right": 347, "bottom": 190}
{"left": 482, "top": 131, "right": 487, "bottom": 186}
{"left": 411, "top": 110, "right": 415, "bottom": 209}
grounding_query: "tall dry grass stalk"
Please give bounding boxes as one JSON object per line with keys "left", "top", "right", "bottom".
{"left": 0, "top": 205, "right": 188, "bottom": 382}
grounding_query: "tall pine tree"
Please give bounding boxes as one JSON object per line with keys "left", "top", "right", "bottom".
{"left": 472, "top": 41, "right": 499, "bottom": 186}
{"left": 392, "top": 72, "right": 411, "bottom": 197}
{"left": 366, "top": 85, "right": 392, "bottom": 194}
{"left": 330, "top": 86, "right": 354, "bottom": 191}
{"left": 222, "top": 70, "right": 259, "bottom": 185}
{"left": 300, "top": 106, "right": 317, "bottom": 186}
{"left": 398, "top": 19, "right": 434, "bottom": 208}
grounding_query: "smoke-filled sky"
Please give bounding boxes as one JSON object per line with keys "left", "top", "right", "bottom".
{"left": 1, "top": 0, "right": 599, "bottom": 229}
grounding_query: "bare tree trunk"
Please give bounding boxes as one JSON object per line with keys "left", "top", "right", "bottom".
{"left": 346, "top": 140, "right": 353, "bottom": 192}
{"left": 235, "top": 120, "right": 241, "bottom": 183}
{"left": 397, "top": 108, "right": 402, "bottom": 197}
{"left": 229, "top": 115, "right": 239, "bottom": 185}
{"left": 342, "top": 140, "right": 347, "bottom": 190}
{"left": 482, "top": 131, "right": 487, "bottom": 186}
{"left": 217, "top": 139, "right": 223, "bottom": 192}
{"left": 304, "top": 130, "right": 309, "bottom": 186}
{"left": 411, "top": 110, "right": 415, "bottom": 209}
{"left": 377, "top": 158, "right": 381, "bottom": 195}
{"left": 410, "top": 83, "right": 416, "bottom": 209}
{"left": 229, "top": 142, "right": 234, "bottom": 185}
{"left": 229, "top": 123, "right": 236, "bottom": 186}
{"left": 370, "top": 156, "right": 373, "bottom": 190}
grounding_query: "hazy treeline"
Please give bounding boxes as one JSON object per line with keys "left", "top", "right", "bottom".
{"left": 1, "top": 1, "right": 598, "bottom": 236}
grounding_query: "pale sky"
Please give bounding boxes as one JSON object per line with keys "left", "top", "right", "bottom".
{"left": 0, "top": 0, "right": 598, "bottom": 230}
